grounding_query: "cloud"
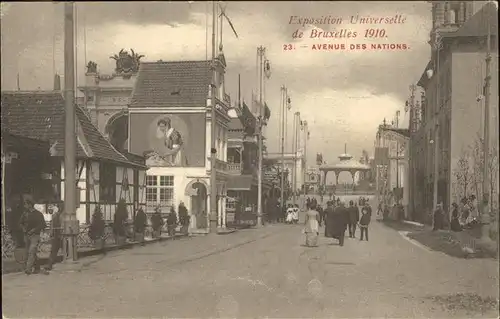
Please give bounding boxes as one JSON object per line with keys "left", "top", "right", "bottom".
{"left": 1, "top": 1, "right": 433, "bottom": 166}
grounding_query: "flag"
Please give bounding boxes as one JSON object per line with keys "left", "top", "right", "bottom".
{"left": 219, "top": 4, "right": 239, "bottom": 39}
{"left": 264, "top": 102, "right": 271, "bottom": 120}
{"left": 264, "top": 60, "right": 271, "bottom": 79}
{"left": 242, "top": 101, "right": 256, "bottom": 135}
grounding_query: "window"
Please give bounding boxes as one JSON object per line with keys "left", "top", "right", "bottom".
{"left": 99, "top": 163, "right": 116, "bottom": 203}
{"left": 145, "top": 175, "right": 175, "bottom": 211}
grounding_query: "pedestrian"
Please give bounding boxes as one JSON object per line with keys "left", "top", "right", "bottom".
{"left": 324, "top": 201, "right": 334, "bottom": 238}
{"left": 306, "top": 197, "right": 311, "bottom": 210}
{"left": 326, "top": 201, "right": 348, "bottom": 246}
{"left": 18, "top": 194, "right": 48, "bottom": 275}
{"left": 348, "top": 201, "right": 359, "bottom": 238}
{"left": 293, "top": 204, "right": 300, "bottom": 224}
{"left": 134, "top": 207, "right": 147, "bottom": 245}
{"left": 317, "top": 206, "right": 325, "bottom": 227}
{"left": 359, "top": 204, "right": 371, "bottom": 241}
{"left": 450, "top": 202, "right": 462, "bottom": 232}
{"left": 304, "top": 201, "right": 320, "bottom": 247}
{"left": 433, "top": 203, "right": 444, "bottom": 231}
{"left": 167, "top": 207, "right": 177, "bottom": 237}
{"left": 151, "top": 207, "right": 163, "bottom": 238}
{"left": 45, "top": 202, "right": 63, "bottom": 271}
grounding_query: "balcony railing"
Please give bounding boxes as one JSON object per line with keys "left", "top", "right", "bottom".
{"left": 228, "top": 163, "right": 242, "bottom": 174}
{"left": 1, "top": 220, "right": 183, "bottom": 262}
{"left": 207, "top": 158, "right": 229, "bottom": 172}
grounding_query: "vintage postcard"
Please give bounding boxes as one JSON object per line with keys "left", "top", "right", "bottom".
{"left": 1, "top": 1, "right": 499, "bottom": 318}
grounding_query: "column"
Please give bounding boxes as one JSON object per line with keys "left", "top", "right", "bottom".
{"left": 458, "top": 2, "right": 465, "bottom": 24}
{"left": 435, "top": 2, "right": 445, "bottom": 27}
{"left": 217, "top": 194, "right": 222, "bottom": 227}
{"left": 222, "top": 194, "right": 227, "bottom": 228}
{"left": 444, "top": 2, "right": 451, "bottom": 24}
{"left": 206, "top": 192, "right": 211, "bottom": 230}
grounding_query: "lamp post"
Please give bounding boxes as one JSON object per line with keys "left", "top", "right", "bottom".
{"left": 301, "top": 120, "right": 309, "bottom": 210}
{"left": 62, "top": 1, "right": 79, "bottom": 261}
{"left": 480, "top": 12, "right": 492, "bottom": 242}
{"left": 256, "top": 45, "right": 267, "bottom": 227}
{"left": 292, "top": 112, "right": 300, "bottom": 205}
{"left": 427, "top": 31, "right": 442, "bottom": 214}
{"left": 280, "top": 88, "right": 291, "bottom": 210}
{"left": 209, "top": 1, "right": 218, "bottom": 233}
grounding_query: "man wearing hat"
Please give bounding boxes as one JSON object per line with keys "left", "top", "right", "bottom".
{"left": 18, "top": 194, "right": 48, "bottom": 275}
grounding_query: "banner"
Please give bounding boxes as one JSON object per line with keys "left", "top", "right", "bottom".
{"left": 129, "top": 113, "right": 206, "bottom": 167}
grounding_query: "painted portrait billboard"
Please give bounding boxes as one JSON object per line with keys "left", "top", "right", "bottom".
{"left": 129, "top": 113, "right": 206, "bottom": 167}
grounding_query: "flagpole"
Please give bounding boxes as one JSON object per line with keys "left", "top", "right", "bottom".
{"left": 481, "top": 6, "right": 492, "bottom": 242}
{"left": 256, "top": 45, "right": 266, "bottom": 227}
{"left": 209, "top": 1, "right": 218, "bottom": 233}
{"left": 280, "top": 86, "right": 286, "bottom": 212}
{"left": 63, "top": 1, "right": 79, "bottom": 262}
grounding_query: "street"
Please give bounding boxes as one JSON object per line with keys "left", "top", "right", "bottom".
{"left": 2, "top": 221, "right": 498, "bottom": 318}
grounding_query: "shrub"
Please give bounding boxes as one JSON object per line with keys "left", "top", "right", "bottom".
{"left": 89, "top": 206, "right": 105, "bottom": 240}
{"left": 113, "top": 199, "right": 128, "bottom": 236}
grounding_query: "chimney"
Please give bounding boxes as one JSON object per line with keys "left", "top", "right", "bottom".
{"left": 54, "top": 74, "right": 61, "bottom": 91}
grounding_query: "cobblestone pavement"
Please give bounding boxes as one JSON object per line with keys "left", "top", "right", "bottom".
{"left": 2, "top": 222, "right": 498, "bottom": 318}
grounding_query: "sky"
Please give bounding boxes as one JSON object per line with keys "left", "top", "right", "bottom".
{"left": 2, "top": 1, "right": 438, "bottom": 180}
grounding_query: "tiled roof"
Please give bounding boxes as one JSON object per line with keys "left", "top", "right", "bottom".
{"left": 129, "top": 60, "right": 212, "bottom": 108}
{"left": 1, "top": 91, "right": 143, "bottom": 167}
{"left": 2, "top": 130, "right": 50, "bottom": 153}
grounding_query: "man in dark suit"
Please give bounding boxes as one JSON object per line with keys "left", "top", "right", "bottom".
{"left": 348, "top": 201, "right": 360, "bottom": 238}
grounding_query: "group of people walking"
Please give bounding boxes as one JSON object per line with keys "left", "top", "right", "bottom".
{"left": 303, "top": 197, "right": 372, "bottom": 247}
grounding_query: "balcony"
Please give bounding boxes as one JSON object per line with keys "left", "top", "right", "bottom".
{"left": 228, "top": 163, "right": 242, "bottom": 174}
{"left": 207, "top": 158, "right": 229, "bottom": 172}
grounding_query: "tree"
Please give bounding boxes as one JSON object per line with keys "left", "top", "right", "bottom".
{"left": 470, "top": 135, "right": 484, "bottom": 203}
{"left": 452, "top": 149, "right": 472, "bottom": 202}
{"left": 469, "top": 135, "right": 499, "bottom": 220}
{"left": 486, "top": 146, "right": 499, "bottom": 219}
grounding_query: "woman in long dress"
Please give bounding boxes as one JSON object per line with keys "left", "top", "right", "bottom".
{"left": 304, "top": 202, "right": 320, "bottom": 247}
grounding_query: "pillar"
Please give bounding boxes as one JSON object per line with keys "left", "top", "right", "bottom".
{"left": 435, "top": 2, "right": 445, "bottom": 27}
{"left": 221, "top": 195, "right": 226, "bottom": 228}
{"left": 217, "top": 195, "right": 222, "bottom": 227}
{"left": 206, "top": 192, "right": 211, "bottom": 230}
{"left": 458, "top": 2, "right": 465, "bottom": 24}
{"left": 335, "top": 172, "right": 340, "bottom": 185}
{"left": 444, "top": 2, "right": 451, "bottom": 24}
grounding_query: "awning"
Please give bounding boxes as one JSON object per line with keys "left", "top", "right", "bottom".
{"left": 227, "top": 175, "right": 255, "bottom": 191}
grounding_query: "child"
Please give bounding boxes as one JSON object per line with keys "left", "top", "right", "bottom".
{"left": 359, "top": 205, "right": 371, "bottom": 241}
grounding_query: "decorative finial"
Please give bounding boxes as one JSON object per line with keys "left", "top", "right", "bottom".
{"left": 344, "top": 143, "right": 347, "bottom": 154}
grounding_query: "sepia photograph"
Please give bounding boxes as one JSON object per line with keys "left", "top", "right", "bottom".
{"left": 1, "top": 1, "right": 499, "bottom": 318}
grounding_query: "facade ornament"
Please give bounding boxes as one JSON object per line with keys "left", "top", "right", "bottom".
{"left": 86, "top": 61, "right": 98, "bottom": 74}
{"left": 110, "top": 48, "right": 145, "bottom": 75}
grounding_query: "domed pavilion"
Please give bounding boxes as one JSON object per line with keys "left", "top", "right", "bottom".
{"left": 319, "top": 144, "right": 370, "bottom": 186}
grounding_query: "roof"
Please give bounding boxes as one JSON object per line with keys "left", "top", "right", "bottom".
{"left": 227, "top": 175, "right": 255, "bottom": 191}
{"left": 380, "top": 126, "right": 411, "bottom": 139}
{"left": 2, "top": 130, "right": 50, "bottom": 154}
{"left": 1, "top": 91, "right": 145, "bottom": 168}
{"left": 320, "top": 153, "right": 370, "bottom": 171}
{"left": 387, "top": 128, "right": 410, "bottom": 138}
{"left": 129, "top": 60, "right": 212, "bottom": 108}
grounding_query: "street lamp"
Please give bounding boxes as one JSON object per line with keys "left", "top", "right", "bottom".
{"left": 427, "top": 31, "right": 442, "bottom": 214}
